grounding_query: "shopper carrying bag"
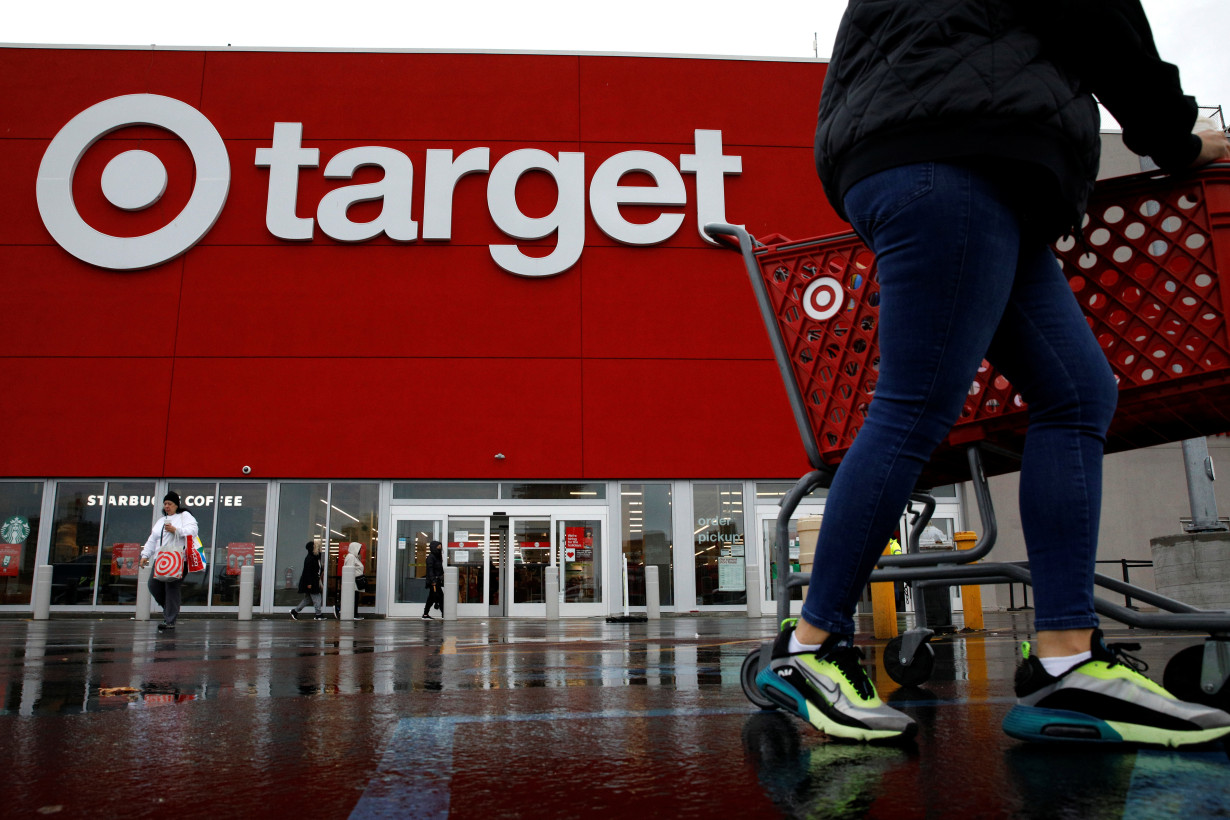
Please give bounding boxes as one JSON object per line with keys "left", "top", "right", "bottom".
{"left": 139, "top": 491, "right": 199, "bottom": 632}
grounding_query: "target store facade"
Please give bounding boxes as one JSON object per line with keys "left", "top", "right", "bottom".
{"left": 0, "top": 45, "right": 972, "bottom": 618}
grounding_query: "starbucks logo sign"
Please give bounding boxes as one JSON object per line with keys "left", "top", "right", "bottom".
{"left": 2, "top": 516, "right": 30, "bottom": 544}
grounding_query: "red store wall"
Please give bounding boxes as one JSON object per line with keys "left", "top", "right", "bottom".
{"left": 0, "top": 47, "right": 847, "bottom": 480}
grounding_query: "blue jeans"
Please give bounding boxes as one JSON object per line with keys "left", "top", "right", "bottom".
{"left": 800, "top": 162, "right": 1118, "bottom": 635}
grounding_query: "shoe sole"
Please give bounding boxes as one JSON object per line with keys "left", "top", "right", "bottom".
{"left": 754, "top": 666, "right": 912, "bottom": 743}
{"left": 1003, "top": 705, "right": 1230, "bottom": 747}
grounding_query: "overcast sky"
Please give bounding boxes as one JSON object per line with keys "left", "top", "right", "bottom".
{"left": 7, "top": 1, "right": 1229, "bottom": 128}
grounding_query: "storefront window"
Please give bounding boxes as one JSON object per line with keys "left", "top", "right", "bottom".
{"left": 50, "top": 483, "right": 104, "bottom": 606}
{"left": 171, "top": 483, "right": 216, "bottom": 606}
{"left": 621, "top": 483, "right": 673, "bottom": 607}
{"left": 393, "top": 482, "right": 498, "bottom": 500}
{"left": 502, "top": 483, "right": 607, "bottom": 500}
{"left": 274, "top": 483, "right": 328, "bottom": 608}
{"left": 274, "top": 483, "right": 375, "bottom": 612}
{"left": 96, "top": 482, "right": 158, "bottom": 606}
{"left": 0, "top": 482, "right": 44, "bottom": 606}
{"left": 212, "top": 483, "right": 267, "bottom": 607}
{"left": 755, "top": 482, "right": 827, "bottom": 501}
{"left": 325, "top": 483, "right": 379, "bottom": 611}
{"left": 693, "top": 484, "right": 745, "bottom": 606}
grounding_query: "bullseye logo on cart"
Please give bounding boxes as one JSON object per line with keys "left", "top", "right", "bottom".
{"left": 36, "top": 94, "right": 744, "bottom": 277}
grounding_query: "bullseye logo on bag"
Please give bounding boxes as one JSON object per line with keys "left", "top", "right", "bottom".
{"left": 37, "top": 94, "right": 743, "bottom": 277}
{"left": 802, "top": 277, "right": 845, "bottom": 321}
{"left": 36, "top": 94, "right": 231, "bottom": 271}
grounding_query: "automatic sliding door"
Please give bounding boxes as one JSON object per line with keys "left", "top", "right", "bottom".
{"left": 507, "top": 517, "right": 550, "bottom": 616}
{"left": 445, "top": 516, "right": 489, "bottom": 617}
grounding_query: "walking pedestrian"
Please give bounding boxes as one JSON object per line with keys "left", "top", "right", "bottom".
{"left": 759, "top": 0, "right": 1230, "bottom": 746}
{"left": 139, "top": 491, "right": 198, "bottom": 632}
{"left": 423, "top": 540, "right": 444, "bottom": 619}
{"left": 290, "top": 541, "right": 325, "bottom": 620}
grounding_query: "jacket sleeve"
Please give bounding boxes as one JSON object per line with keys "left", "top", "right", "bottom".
{"left": 177, "top": 511, "right": 200, "bottom": 541}
{"left": 1017, "top": 0, "right": 1201, "bottom": 171}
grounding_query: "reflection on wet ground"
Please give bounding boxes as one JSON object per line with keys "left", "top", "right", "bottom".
{"left": 1, "top": 613, "right": 1227, "bottom": 818}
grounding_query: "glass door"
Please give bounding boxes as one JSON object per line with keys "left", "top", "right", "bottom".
{"left": 557, "top": 517, "right": 605, "bottom": 617}
{"left": 445, "top": 516, "right": 489, "bottom": 618}
{"left": 389, "top": 517, "right": 441, "bottom": 617}
{"left": 507, "top": 516, "right": 551, "bottom": 617}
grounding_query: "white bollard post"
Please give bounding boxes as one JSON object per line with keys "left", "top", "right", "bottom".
{"left": 745, "top": 564, "right": 761, "bottom": 618}
{"left": 645, "top": 565, "right": 660, "bottom": 620}
{"left": 443, "top": 566, "right": 458, "bottom": 621}
{"left": 341, "top": 564, "right": 356, "bottom": 621}
{"left": 238, "top": 564, "right": 254, "bottom": 621}
{"left": 33, "top": 564, "right": 52, "bottom": 620}
{"left": 135, "top": 562, "right": 152, "bottom": 620}
{"left": 545, "top": 566, "right": 560, "bottom": 620}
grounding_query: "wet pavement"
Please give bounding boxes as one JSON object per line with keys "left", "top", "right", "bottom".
{"left": 2, "top": 612, "right": 1229, "bottom": 819}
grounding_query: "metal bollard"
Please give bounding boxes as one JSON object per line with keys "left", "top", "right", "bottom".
{"left": 545, "top": 566, "right": 560, "bottom": 620}
{"left": 745, "top": 564, "right": 761, "bottom": 618}
{"left": 645, "top": 565, "right": 660, "bottom": 620}
{"left": 33, "top": 564, "right": 52, "bottom": 620}
{"left": 238, "top": 564, "right": 254, "bottom": 620}
{"left": 443, "top": 566, "right": 458, "bottom": 621}
{"left": 340, "top": 564, "right": 356, "bottom": 621}
{"left": 135, "top": 562, "right": 152, "bottom": 620}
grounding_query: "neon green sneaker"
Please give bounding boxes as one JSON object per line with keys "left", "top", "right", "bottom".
{"left": 1003, "top": 629, "right": 1230, "bottom": 747}
{"left": 754, "top": 619, "right": 916, "bottom": 742}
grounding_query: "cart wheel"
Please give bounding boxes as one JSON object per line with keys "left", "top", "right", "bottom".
{"left": 742, "top": 646, "right": 779, "bottom": 709}
{"left": 883, "top": 635, "right": 935, "bottom": 687}
{"left": 1163, "top": 644, "right": 1230, "bottom": 710}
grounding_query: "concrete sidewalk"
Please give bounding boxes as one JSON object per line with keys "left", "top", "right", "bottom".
{"left": 1, "top": 613, "right": 1227, "bottom": 818}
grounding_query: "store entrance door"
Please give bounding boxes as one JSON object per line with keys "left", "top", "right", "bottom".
{"left": 502, "top": 516, "right": 552, "bottom": 617}
{"left": 389, "top": 505, "right": 606, "bottom": 618}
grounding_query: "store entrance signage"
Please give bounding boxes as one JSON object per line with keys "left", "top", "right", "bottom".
{"left": 37, "top": 94, "right": 743, "bottom": 277}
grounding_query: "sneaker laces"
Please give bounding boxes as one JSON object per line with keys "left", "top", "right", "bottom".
{"left": 1104, "top": 641, "right": 1148, "bottom": 673}
{"left": 823, "top": 646, "right": 876, "bottom": 700}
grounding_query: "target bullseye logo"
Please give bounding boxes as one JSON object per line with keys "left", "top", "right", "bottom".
{"left": 802, "top": 276, "right": 844, "bottom": 321}
{"left": 36, "top": 94, "right": 230, "bottom": 270}
{"left": 152, "top": 550, "right": 183, "bottom": 578}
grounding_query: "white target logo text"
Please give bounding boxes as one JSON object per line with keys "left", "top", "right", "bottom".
{"left": 37, "top": 95, "right": 744, "bottom": 277}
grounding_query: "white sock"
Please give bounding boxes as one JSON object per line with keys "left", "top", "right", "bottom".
{"left": 1039, "top": 651, "right": 1091, "bottom": 677}
{"left": 788, "top": 633, "right": 824, "bottom": 654}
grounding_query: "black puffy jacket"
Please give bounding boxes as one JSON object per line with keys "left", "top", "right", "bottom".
{"left": 815, "top": 0, "right": 1201, "bottom": 238}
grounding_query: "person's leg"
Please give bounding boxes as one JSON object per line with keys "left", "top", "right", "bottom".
{"left": 311, "top": 592, "right": 323, "bottom": 616}
{"left": 799, "top": 162, "right": 1024, "bottom": 639}
{"left": 148, "top": 576, "right": 166, "bottom": 609}
{"left": 163, "top": 579, "right": 181, "bottom": 625}
{"left": 422, "top": 586, "right": 434, "bottom": 618}
{"left": 760, "top": 162, "right": 1026, "bottom": 741}
{"left": 982, "top": 240, "right": 1117, "bottom": 645}
{"left": 990, "top": 236, "right": 1230, "bottom": 745}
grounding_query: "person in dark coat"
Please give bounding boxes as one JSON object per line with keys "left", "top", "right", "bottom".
{"left": 758, "top": 0, "right": 1230, "bottom": 748}
{"left": 423, "top": 540, "right": 444, "bottom": 619}
{"left": 290, "top": 541, "right": 324, "bottom": 620}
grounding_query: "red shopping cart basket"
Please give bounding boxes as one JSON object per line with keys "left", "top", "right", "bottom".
{"left": 710, "top": 163, "right": 1230, "bottom": 485}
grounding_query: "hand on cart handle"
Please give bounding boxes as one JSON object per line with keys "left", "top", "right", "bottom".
{"left": 1192, "top": 129, "right": 1230, "bottom": 167}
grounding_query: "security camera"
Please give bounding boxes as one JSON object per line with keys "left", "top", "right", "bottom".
{"left": 242, "top": 466, "right": 252, "bottom": 475}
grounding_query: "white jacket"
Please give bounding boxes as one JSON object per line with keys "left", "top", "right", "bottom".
{"left": 342, "top": 552, "right": 365, "bottom": 590}
{"left": 141, "top": 511, "right": 200, "bottom": 561}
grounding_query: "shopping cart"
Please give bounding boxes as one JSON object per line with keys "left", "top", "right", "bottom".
{"left": 706, "top": 162, "right": 1230, "bottom": 708}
